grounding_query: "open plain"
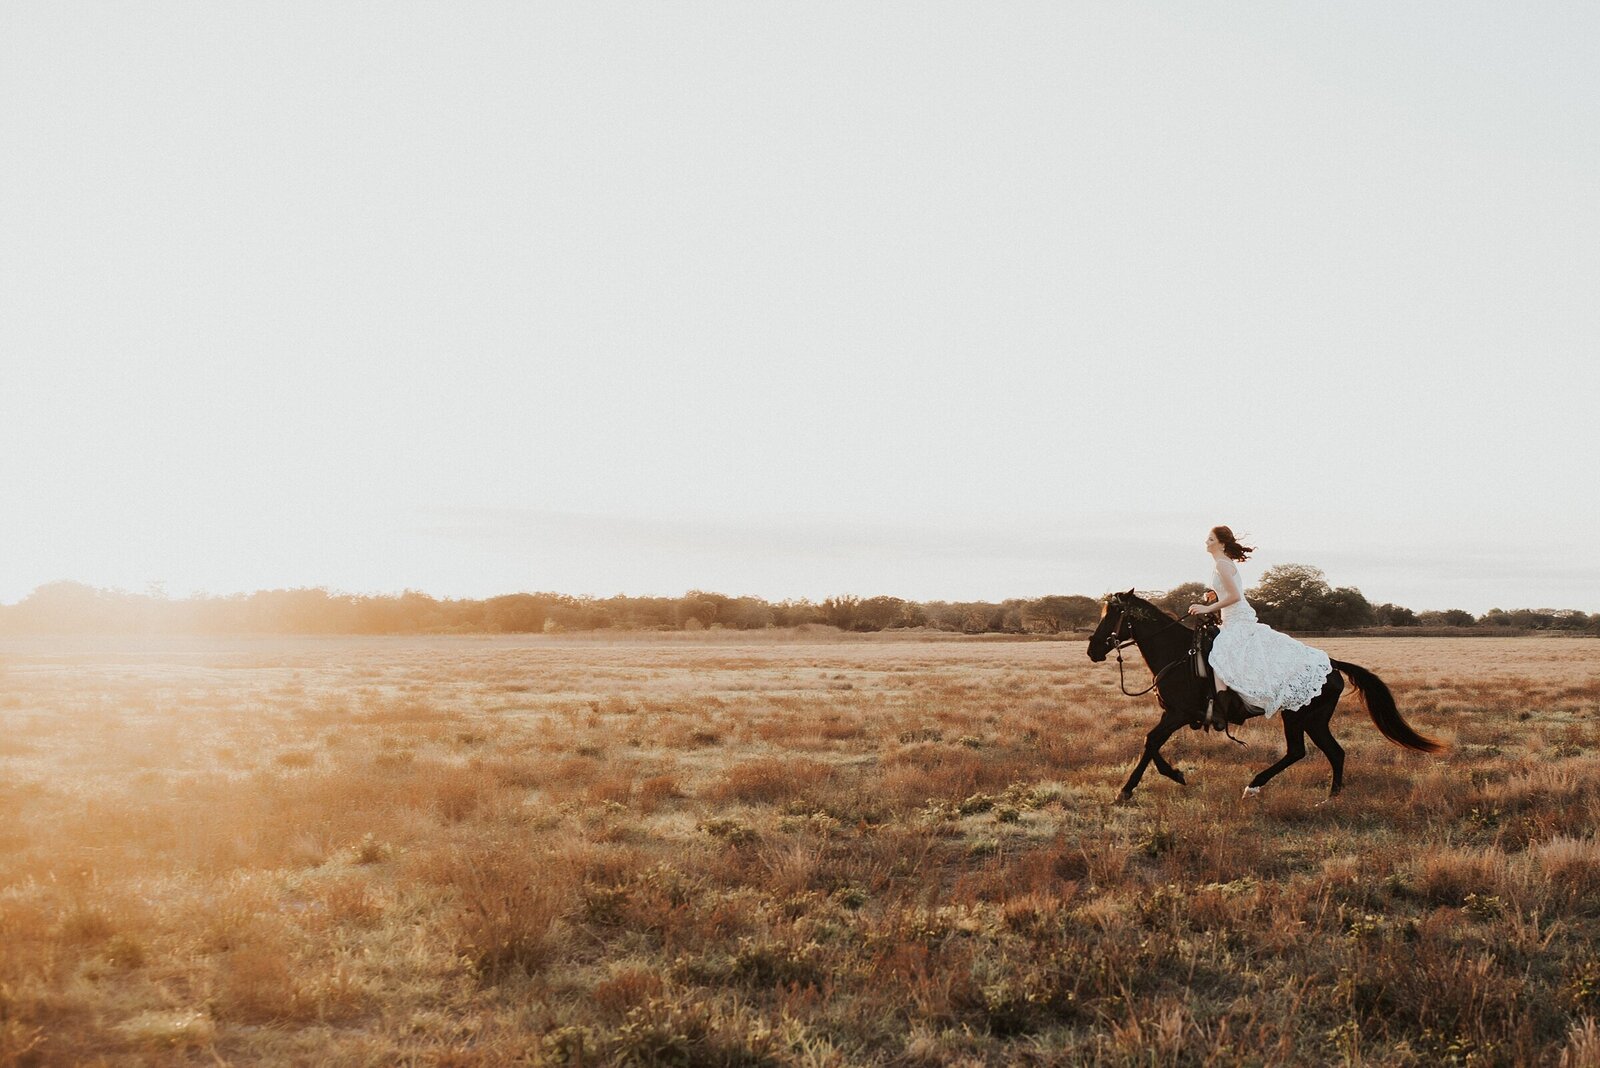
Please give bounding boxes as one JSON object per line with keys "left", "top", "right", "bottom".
{"left": 2, "top": 632, "right": 1599, "bottom": 1066}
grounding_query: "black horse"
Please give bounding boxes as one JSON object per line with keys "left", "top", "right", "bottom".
{"left": 1086, "top": 589, "right": 1443, "bottom": 802}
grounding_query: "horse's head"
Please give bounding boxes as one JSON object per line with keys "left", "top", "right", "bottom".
{"left": 1087, "top": 588, "right": 1137, "bottom": 662}
{"left": 1088, "top": 588, "right": 1177, "bottom": 661}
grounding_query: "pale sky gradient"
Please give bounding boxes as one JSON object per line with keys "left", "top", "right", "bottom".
{"left": 3, "top": 2, "right": 1597, "bottom": 614}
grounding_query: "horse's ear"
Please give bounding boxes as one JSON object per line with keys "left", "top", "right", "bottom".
{"left": 1125, "top": 587, "right": 1135, "bottom": 596}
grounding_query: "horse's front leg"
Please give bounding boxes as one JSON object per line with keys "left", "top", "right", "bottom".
{"left": 1118, "top": 713, "right": 1186, "bottom": 802}
{"left": 1150, "top": 743, "right": 1187, "bottom": 786}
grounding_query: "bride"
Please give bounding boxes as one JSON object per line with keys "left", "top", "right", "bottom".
{"left": 1185, "top": 526, "right": 1332, "bottom": 718}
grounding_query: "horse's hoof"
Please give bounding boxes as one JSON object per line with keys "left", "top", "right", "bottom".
{"left": 1171, "top": 771, "right": 1187, "bottom": 786}
{"left": 1241, "top": 785, "right": 1262, "bottom": 800}
{"left": 1315, "top": 795, "right": 1339, "bottom": 808}
{"left": 1113, "top": 791, "right": 1134, "bottom": 806}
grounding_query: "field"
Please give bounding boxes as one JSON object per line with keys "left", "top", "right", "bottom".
{"left": 2, "top": 632, "right": 1599, "bottom": 1066}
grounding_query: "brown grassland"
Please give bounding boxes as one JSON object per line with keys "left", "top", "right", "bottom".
{"left": 2, "top": 632, "right": 1599, "bottom": 1066}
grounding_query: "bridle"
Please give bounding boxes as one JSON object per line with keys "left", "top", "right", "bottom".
{"left": 1103, "top": 605, "right": 1202, "bottom": 697}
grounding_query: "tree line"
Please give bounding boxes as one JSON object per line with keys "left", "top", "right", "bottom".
{"left": 1155, "top": 564, "right": 1596, "bottom": 633}
{"left": 1, "top": 566, "right": 1594, "bottom": 636}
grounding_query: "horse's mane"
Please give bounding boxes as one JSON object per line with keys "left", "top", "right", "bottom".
{"left": 1116, "top": 591, "right": 1177, "bottom": 623}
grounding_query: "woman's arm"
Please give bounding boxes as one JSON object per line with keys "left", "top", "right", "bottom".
{"left": 1187, "top": 566, "right": 1242, "bottom": 615}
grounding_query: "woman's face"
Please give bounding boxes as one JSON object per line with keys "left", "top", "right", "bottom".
{"left": 1205, "top": 530, "right": 1221, "bottom": 552}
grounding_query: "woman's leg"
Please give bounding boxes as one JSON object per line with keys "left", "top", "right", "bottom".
{"left": 1206, "top": 668, "right": 1228, "bottom": 727}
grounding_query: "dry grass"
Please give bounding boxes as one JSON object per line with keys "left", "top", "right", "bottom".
{"left": 0, "top": 632, "right": 1596, "bottom": 1064}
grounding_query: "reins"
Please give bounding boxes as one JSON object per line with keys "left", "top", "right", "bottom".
{"left": 1106, "top": 608, "right": 1249, "bottom": 746}
{"left": 1108, "top": 612, "right": 1193, "bottom": 696}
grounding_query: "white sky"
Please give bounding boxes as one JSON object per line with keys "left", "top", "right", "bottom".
{"left": 3, "top": 2, "right": 1596, "bottom": 614}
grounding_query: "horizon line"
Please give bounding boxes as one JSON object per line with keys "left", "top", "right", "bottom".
{"left": 5, "top": 577, "right": 1595, "bottom": 616}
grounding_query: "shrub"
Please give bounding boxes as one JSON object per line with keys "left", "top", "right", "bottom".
{"left": 1536, "top": 836, "right": 1600, "bottom": 910}
{"left": 702, "top": 758, "right": 832, "bottom": 805}
{"left": 437, "top": 847, "right": 574, "bottom": 982}
{"left": 219, "top": 943, "right": 304, "bottom": 1022}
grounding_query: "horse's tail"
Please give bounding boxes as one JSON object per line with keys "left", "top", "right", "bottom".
{"left": 1331, "top": 659, "right": 1446, "bottom": 753}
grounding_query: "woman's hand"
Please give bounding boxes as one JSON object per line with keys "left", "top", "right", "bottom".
{"left": 1187, "top": 603, "right": 1210, "bottom": 616}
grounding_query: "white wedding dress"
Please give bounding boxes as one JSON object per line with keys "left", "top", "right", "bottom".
{"left": 1208, "top": 563, "right": 1332, "bottom": 717}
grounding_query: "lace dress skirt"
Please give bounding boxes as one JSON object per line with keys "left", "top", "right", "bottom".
{"left": 1210, "top": 600, "right": 1332, "bottom": 717}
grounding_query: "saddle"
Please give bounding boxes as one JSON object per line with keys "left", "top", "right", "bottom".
{"left": 1187, "top": 617, "right": 1262, "bottom": 734}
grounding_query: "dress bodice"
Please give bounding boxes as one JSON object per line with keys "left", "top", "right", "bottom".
{"left": 1212, "top": 565, "right": 1258, "bottom": 625}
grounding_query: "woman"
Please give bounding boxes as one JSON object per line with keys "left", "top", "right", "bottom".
{"left": 1185, "top": 526, "right": 1332, "bottom": 718}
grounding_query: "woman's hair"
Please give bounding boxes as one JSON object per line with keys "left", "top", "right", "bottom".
{"left": 1212, "top": 526, "right": 1254, "bottom": 562}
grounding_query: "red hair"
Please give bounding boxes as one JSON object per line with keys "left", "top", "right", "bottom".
{"left": 1212, "top": 526, "right": 1254, "bottom": 562}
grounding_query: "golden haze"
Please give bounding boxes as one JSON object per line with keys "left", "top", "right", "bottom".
{"left": 1, "top": 634, "right": 1599, "bottom": 1063}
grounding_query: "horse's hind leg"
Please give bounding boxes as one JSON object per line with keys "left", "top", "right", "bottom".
{"left": 1302, "top": 675, "right": 1346, "bottom": 799}
{"left": 1305, "top": 714, "right": 1345, "bottom": 798}
{"left": 1244, "top": 722, "right": 1307, "bottom": 796}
